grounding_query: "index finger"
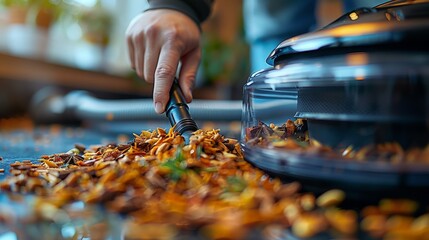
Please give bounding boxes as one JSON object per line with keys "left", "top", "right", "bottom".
{"left": 153, "top": 46, "right": 181, "bottom": 114}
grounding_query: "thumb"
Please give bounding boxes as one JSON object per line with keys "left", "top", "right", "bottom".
{"left": 178, "top": 48, "right": 201, "bottom": 103}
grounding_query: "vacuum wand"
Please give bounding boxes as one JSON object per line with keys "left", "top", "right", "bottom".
{"left": 165, "top": 79, "right": 198, "bottom": 143}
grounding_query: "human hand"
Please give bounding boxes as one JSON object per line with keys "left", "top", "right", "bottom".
{"left": 126, "top": 9, "right": 201, "bottom": 114}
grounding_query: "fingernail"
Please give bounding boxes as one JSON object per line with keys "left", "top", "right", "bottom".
{"left": 155, "top": 102, "right": 164, "bottom": 114}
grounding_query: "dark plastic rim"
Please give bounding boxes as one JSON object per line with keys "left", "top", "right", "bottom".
{"left": 241, "top": 143, "right": 429, "bottom": 189}
{"left": 267, "top": 0, "right": 429, "bottom": 65}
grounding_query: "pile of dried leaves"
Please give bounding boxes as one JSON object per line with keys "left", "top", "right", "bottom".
{"left": 0, "top": 127, "right": 428, "bottom": 239}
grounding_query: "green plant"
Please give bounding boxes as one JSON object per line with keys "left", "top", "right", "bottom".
{"left": 200, "top": 21, "right": 249, "bottom": 87}
{"left": 0, "top": 0, "right": 30, "bottom": 7}
{"left": 0, "top": 0, "right": 67, "bottom": 27}
{"left": 77, "top": 2, "right": 113, "bottom": 46}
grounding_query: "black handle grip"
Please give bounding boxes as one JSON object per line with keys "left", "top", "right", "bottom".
{"left": 165, "top": 79, "right": 198, "bottom": 137}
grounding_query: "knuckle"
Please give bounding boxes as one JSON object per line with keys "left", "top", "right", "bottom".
{"left": 144, "top": 23, "right": 160, "bottom": 37}
{"left": 164, "top": 29, "right": 184, "bottom": 49}
{"left": 155, "top": 65, "right": 175, "bottom": 79}
{"left": 163, "top": 28, "right": 180, "bottom": 41}
{"left": 184, "top": 75, "right": 196, "bottom": 87}
{"left": 132, "top": 32, "right": 144, "bottom": 43}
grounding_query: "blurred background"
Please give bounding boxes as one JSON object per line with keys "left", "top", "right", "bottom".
{"left": 0, "top": 0, "right": 342, "bottom": 118}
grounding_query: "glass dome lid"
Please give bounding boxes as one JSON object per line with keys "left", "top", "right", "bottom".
{"left": 241, "top": 0, "right": 429, "bottom": 195}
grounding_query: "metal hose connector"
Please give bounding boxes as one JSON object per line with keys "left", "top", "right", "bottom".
{"left": 30, "top": 87, "right": 243, "bottom": 124}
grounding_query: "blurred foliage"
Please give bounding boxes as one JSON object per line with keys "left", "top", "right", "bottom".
{"left": 0, "top": 0, "right": 113, "bottom": 46}
{"left": 200, "top": 20, "right": 249, "bottom": 86}
{"left": 0, "top": 0, "right": 62, "bottom": 8}
{"left": 0, "top": 0, "right": 29, "bottom": 7}
{"left": 0, "top": 0, "right": 67, "bottom": 28}
{"left": 76, "top": 1, "right": 113, "bottom": 46}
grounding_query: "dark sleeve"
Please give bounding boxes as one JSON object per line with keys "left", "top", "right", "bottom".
{"left": 146, "top": 0, "right": 214, "bottom": 25}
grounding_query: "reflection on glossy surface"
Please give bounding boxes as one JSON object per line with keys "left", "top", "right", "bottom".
{"left": 349, "top": 11, "right": 359, "bottom": 21}
{"left": 267, "top": 0, "right": 429, "bottom": 64}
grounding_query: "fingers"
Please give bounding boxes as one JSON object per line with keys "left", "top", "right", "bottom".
{"left": 126, "top": 14, "right": 159, "bottom": 82}
{"left": 143, "top": 27, "right": 159, "bottom": 84}
{"left": 126, "top": 18, "right": 147, "bottom": 79}
{"left": 178, "top": 47, "right": 201, "bottom": 103}
{"left": 125, "top": 10, "right": 201, "bottom": 114}
{"left": 126, "top": 13, "right": 142, "bottom": 71}
{"left": 126, "top": 31, "right": 136, "bottom": 70}
{"left": 135, "top": 36, "right": 146, "bottom": 78}
{"left": 153, "top": 46, "right": 181, "bottom": 114}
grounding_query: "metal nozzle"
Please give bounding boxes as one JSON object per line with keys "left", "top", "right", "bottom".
{"left": 165, "top": 79, "right": 198, "bottom": 143}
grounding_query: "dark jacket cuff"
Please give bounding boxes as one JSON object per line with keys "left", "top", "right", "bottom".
{"left": 146, "top": 0, "right": 213, "bottom": 26}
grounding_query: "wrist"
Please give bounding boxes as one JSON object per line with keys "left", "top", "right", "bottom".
{"left": 146, "top": 0, "right": 212, "bottom": 28}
